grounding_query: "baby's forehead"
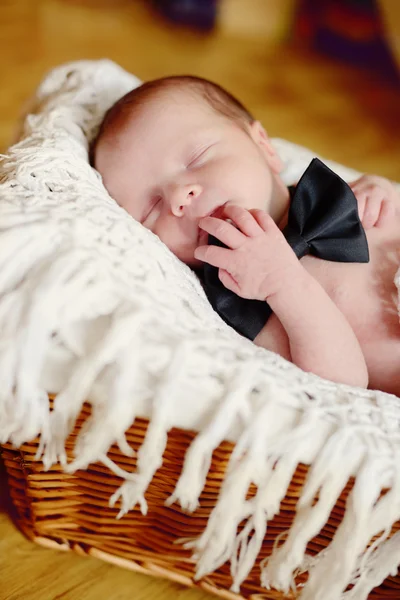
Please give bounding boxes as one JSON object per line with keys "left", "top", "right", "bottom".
{"left": 122, "top": 88, "right": 220, "bottom": 137}
{"left": 137, "top": 85, "right": 213, "bottom": 116}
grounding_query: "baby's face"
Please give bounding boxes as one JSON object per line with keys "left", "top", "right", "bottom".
{"left": 95, "top": 90, "right": 279, "bottom": 266}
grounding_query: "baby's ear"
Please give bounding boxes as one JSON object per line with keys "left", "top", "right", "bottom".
{"left": 249, "top": 121, "right": 283, "bottom": 174}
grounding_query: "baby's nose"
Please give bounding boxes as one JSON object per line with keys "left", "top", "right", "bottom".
{"left": 169, "top": 184, "right": 202, "bottom": 217}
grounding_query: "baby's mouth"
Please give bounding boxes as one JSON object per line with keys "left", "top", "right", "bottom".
{"left": 197, "top": 203, "right": 228, "bottom": 244}
{"left": 197, "top": 202, "right": 235, "bottom": 245}
{"left": 208, "top": 203, "right": 227, "bottom": 219}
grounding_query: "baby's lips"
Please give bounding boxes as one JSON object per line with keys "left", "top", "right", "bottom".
{"left": 210, "top": 206, "right": 225, "bottom": 218}
{"left": 208, "top": 202, "right": 229, "bottom": 219}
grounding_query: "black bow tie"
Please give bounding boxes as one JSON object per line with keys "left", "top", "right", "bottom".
{"left": 202, "top": 158, "right": 369, "bottom": 341}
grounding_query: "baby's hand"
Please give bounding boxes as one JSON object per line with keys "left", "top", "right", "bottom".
{"left": 350, "top": 174, "right": 398, "bottom": 229}
{"left": 194, "top": 203, "right": 302, "bottom": 301}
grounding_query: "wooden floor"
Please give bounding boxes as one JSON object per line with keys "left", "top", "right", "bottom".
{"left": 0, "top": 1, "right": 399, "bottom": 599}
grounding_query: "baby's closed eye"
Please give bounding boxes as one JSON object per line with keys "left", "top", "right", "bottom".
{"left": 187, "top": 144, "right": 215, "bottom": 168}
{"left": 142, "top": 195, "right": 162, "bottom": 223}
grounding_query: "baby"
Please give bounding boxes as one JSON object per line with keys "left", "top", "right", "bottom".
{"left": 93, "top": 76, "right": 400, "bottom": 395}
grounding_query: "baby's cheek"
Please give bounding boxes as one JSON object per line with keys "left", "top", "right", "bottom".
{"left": 242, "top": 160, "right": 273, "bottom": 210}
{"left": 246, "top": 178, "right": 273, "bottom": 212}
{"left": 172, "top": 242, "right": 198, "bottom": 265}
{"left": 117, "top": 193, "right": 144, "bottom": 222}
{"left": 155, "top": 221, "right": 197, "bottom": 265}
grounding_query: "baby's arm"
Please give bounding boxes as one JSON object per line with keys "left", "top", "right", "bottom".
{"left": 256, "top": 266, "right": 368, "bottom": 386}
{"left": 195, "top": 203, "right": 368, "bottom": 387}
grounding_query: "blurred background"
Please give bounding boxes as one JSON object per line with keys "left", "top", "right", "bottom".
{"left": 0, "top": 1, "right": 399, "bottom": 599}
{"left": 0, "top": 0, "right": 399, "bottom": 178}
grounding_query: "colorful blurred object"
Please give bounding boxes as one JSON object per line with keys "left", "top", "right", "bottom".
{"left": 379, "top": 0, "right": 400, "bottom": 73}
{"left": 152, "top": 0, "right": 218, "bottom": 30}
{"left": 295, "top": 0, "right": 399, "bottom": 81}
{"left": 218, "top": 0, "right": 297, "bottom": 42}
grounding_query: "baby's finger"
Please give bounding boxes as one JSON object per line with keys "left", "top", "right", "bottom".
{"left": 218, "top": 268, "right": 240, "bottom": 294}
{"left": 199, "top": 215, "right": 245, "bottom": 249}
{"left": 248, "top": 208, "right": 276, "bottom": 232}
{"left": 194, "top": 244, "right": 234, "bottom": 270}
{"left": 222, "top": 202, "right": 262, "bottom": 237}
{"left": 354, "top": 192, "right": 367, "bottom": 223}
{"left": 349, "top": 174, "right": 368, "bottom": 187}
{"left": 361, "top": 196, "right": 380, "bottom": 229}
{"left": 376, "top": 198, "right": 396, "bottom": 227}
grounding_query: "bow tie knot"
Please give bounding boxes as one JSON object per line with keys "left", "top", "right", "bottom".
{"left": 283, "top": 225, "right": 310, "bottom": 259}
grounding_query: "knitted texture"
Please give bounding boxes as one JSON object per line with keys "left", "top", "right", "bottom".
{"left": 1, "top": 59, "right": 400, "bottom": 600}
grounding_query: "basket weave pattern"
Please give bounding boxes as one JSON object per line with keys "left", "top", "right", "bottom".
{"left": 2, "top": 405, "right": 400, "bottom": 599}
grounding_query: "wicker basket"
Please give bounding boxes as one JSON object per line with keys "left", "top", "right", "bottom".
{"left": 2, "top": 401, "right": 400, "bottom": 600}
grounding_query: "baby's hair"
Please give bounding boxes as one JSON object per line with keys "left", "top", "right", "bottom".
{"left": 91, "top": 75, "right": 254, "bottom": 163}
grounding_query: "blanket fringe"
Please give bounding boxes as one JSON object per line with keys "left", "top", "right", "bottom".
{"left": 167, "top": 359, "right": 264, "bottom": 513}
{"left": 345, "top": 530, "right": 400, "bottom": 599}
{"left": 299, "top": 453, "right": 400, "bottom": 600}
{"left": 110, "top": 339, "right": 203, "bottom": 518}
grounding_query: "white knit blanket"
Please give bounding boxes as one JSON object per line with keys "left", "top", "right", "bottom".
{"left": 1, "top": 59, "right": 400, "bottom": 600}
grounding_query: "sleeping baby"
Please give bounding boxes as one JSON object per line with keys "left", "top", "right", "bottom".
{"left": 92, "top": 76, "right": 400, "bottom": 395}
